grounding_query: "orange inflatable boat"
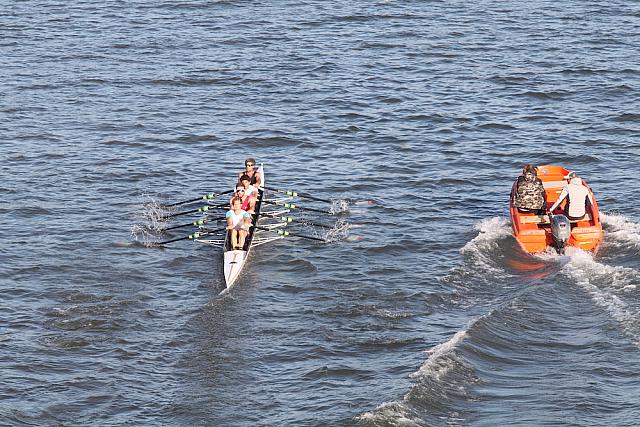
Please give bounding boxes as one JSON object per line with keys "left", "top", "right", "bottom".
{"left": 509, "top": 165, "right": 603, "bottom": 254}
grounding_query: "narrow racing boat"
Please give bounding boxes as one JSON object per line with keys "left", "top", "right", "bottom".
{"left": 152, "top": 162, "right": 340, "bottom": 295}
{"left": 509, "top": 165, "right": 603, "bottom": 254}
{"left": 222, "top": 164, "right": 265, "bottom": 292}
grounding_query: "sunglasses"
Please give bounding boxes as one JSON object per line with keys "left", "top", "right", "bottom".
{"left": 245, "top": 163, "right": 254, "bottom": 167}
{"left": 236, "top": 189, "right": 245, "bottom": 192}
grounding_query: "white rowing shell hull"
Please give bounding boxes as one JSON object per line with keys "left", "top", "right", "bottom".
{"left": 220, "top": 163, "right": 264, "bottom": 295}
{"left": 223, "top": 249, "right": 247, "bottom": 290}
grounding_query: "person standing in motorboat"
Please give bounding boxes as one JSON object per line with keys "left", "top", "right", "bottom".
{"left": 548, "top": 176, "right": 594, "bottom": 220}
{"left": 512, "top": 164, "right": 547, "bottom": 214}
{"left": 238, "top": 158, "right": 262, "bottom": 188}
{"left": 226, "top": 197, "right": 252, "bottom": 250}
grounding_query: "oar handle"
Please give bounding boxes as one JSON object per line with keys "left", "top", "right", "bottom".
{"left": 256, "top": 226, "right": 326, "bottom": 242}
{"left": 264, "top": 186, "right": 332, "bottom": 203}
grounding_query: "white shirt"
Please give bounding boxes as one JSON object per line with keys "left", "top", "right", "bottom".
{"left": 244, "top": 185, "right": 259, "bottom": 197}
{"left": 549, "top": 179, "right": 594, "bottom": 218}
{"left": 226, "top": 209, "right": 250, "bottom": 228}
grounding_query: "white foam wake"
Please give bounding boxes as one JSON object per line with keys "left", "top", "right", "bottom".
{"left": 461, "top": 217, "right": 512, "bottom": 253}
{"left": 458, "top": 216, "right": 512, "bottom": 274}
{"left": 355, "top": 327, "right": 471, "bottom": 426}
{"left": 562, "top": 249, "right": 640, "bottom": 347}
{"left": 601, "top": 212, "right": 640, "bottom": 250}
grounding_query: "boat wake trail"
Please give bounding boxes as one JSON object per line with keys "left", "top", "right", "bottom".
{"left": 355, "top": 328, "right": 473, "bottom": 426}
{"left": 355, "top": 217, "right": 538, "bottom": 426}
{"left": 460, "top": 217, "right": 513, "bottom": 269}
{"left": 356, "top": 214, "right": 640, "bottom": 425}
{"left": 561, "top": 249, "right": 640, "bottom": 347}
{"left": 602, "top": 212, "right": 640, "bottom": 250}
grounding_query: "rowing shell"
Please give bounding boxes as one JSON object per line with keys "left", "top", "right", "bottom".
{"left": 220, "top": 164, "right": 265, "bottom": 294}
{"left": 195, "top": 163, "right": 306, "bottom": 294}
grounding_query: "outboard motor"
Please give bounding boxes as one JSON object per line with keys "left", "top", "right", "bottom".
{"left": 550, "top": 214, "right": 571, "bottom": 254}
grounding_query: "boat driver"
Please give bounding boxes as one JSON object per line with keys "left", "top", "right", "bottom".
{"left": 548, "top": 175, "right": 594, "bottom": 220}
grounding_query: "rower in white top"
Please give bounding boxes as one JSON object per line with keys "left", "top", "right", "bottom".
{"left": 226, "top": 197, "right": 252, "bottom": 250}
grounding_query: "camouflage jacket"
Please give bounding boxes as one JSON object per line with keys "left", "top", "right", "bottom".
{"left": 513, "top": 176, "right": 545, "bottom": 210}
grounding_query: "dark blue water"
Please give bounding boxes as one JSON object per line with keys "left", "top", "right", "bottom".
{"left": 2, "top": 1, "right": 640, "bottom": 425}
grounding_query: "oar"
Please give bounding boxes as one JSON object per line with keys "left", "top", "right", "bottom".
{"left": 156, "top": 227, "right": 226, "bottom": 245}
{"left": 263, "top": 186, "right": 332, "bottom": 203}
{"left": 263, "top": 201, "right": 331, "bottom": 215}
{"left": 261, "top": 213, "right": 334, "bottom": 229}
{"left": 165, "top": 204, "right": 227, "bottom": 219}
{"left": 164, "top": 190, "right": 234, "bottom": 208}
{"left": 157, "top": 232, "right": 203, "bottom": 245}
{"left": 164, "top": 216, "right": 225, "bottom": 231}
{"left": 256, "top": 226, "right": 327, "bottom": 242}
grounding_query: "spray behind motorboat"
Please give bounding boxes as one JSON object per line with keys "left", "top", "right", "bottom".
{"left": 550, "top": 214, "right": 571, "bottom": 254}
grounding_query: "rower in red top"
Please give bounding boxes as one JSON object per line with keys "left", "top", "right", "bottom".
{"left": 238, "top": 158, "right": 262, "bottom": 188}
{"left": 229, "top": 183, "right": 244, "bottom": 209}
{"left": 238, "top": 175, "right": 259, "bottom": 214}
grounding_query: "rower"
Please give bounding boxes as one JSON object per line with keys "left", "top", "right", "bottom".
{"left": 238, "top": 158, "right": 262, "bottom": 188}
{"left": 230, "top": 182, "right": 255, "bottom": 214}
{"left": 226, "top": 197, "right": 252, "bottom": 250}
{"left": 239, "top": 174, "right": 259, "bottom": 214}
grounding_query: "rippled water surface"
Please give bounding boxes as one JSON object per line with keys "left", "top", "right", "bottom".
{"left": 2, "top": 1, "right": 640, "bottom": 425}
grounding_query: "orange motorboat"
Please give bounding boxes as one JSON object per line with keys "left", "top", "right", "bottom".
{"left": 509, "top": 165, "right": 603, "bottom": 254}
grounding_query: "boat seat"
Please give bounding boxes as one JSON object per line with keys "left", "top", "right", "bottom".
{"left": 520, "top": 213, "right": 592, "bottom": 224}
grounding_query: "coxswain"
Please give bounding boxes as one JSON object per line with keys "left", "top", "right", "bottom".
{"left": 238, "top": 158, "right": 262, "bottom": 188}
{"left": 226, "top": 197, "right": 252, "bottom": 250}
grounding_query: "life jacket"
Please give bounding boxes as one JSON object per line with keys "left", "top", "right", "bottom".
{"left": 514, "top": 173, "right": 545, "bottom": 210}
